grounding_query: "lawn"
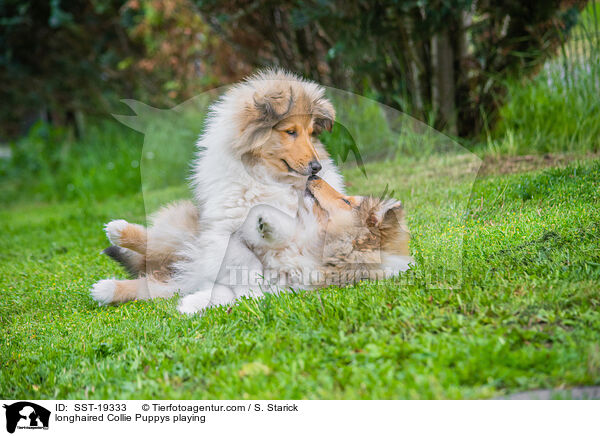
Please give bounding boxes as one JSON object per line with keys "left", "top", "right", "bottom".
{"left": 1, "top": 154, "right": 599, "bottom": 399}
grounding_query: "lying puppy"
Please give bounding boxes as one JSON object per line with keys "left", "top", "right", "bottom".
{"left": 242, "top": 175, "right": 413, "bottom": 292}
{"left": 92, "top": 177, "right": 412, "bottom": 309}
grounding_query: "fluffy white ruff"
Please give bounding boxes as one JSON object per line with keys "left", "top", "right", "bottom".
{"left": 91, "top": 279, "right": 116, "bottom": 305}
{"left": 190, "top": 70, "right": 344, "bottom": 233}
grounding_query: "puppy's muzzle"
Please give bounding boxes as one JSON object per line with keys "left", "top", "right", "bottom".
{"left": 309, "top": 160, "right": 322, "bottom": 175}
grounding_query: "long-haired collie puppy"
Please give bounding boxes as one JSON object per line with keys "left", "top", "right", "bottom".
{"left": 91, "top": 69, "right": 346, "bottom": 313}
{"left": 92, "top": 177, "right": 412, "bottom": 311}
{"left": 242, "top": 175, "right": 413, "bottom": 292}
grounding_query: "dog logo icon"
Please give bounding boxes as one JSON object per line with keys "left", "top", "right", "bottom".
{"left": 2, "top": 402, "right": 50, "bottom": 433}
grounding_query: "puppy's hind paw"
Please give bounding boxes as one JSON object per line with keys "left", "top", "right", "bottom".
{"left": 91, "top": 279, "right": 116, "bottom": 305}
{"left": 104, "top": 219, "right": 129, "bottom": 245}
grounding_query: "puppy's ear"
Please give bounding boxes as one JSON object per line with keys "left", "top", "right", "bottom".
{"left": 367, "top": 200, "right": 403, "bottom": 228}
{"left": 234, "top": 86, "right": 293, "bottom": 153}
{"left": 313, "top": 98, "right": 335, "bottom": 133}
{"left": 252, "top": 86, "right": 294, "bottom": 125}
{"left": 381, "top": 201, "right": 404, "bottom": 228}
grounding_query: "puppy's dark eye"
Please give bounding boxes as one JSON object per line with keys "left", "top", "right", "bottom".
{"left": 341, "top": 198, "right": 351, "bottom": 206}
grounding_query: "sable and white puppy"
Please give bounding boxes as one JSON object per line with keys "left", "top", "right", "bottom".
{"left": 92, "top": 176, "right": 412, "bottom": 309}
{"left": 242, "top": 175, "right": 413, "bottom": 292}
{"left": 92, "top": 69, "right": 344, "bottom": 312}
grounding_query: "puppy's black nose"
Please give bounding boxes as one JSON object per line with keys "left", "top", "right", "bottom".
{"left": 309, "top": 160, "right": 322, "bottom": 174}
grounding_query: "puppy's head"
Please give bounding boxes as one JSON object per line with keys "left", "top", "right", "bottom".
{"left": 306, "top": 176, "right": 410, "bottom": 263}
{"left": 235, "top": 70, "right": 335, "bottom": 182}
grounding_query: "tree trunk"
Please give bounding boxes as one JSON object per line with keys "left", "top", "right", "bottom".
{"left": 431, "top": 29, "right": 456, "bottom": 135}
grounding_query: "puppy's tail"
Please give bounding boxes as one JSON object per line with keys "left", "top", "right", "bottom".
{"left": 103, "top": 246, "right": 146, "bottom": 277}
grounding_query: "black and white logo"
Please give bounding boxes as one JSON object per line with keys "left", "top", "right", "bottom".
{"left": 3, "top": 402, "right": 50, "bottom": 434}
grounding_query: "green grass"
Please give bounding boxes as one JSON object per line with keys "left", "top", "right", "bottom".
{"left": 1, "top": 156, "right": 599, "bottom": 399}
{"left": 0, "top": 120, "right": 143, "bottom": 205}
{"left": 0, "top": 106, "right": 200, "bottom": 206}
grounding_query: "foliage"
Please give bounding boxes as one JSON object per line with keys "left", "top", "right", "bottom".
{"left": 195, "top": 0, "right": 589, "bottom": 136}
{"left": 123, "top": 0, "right": 249, "bottom": 100}
{"left": 488, "top": 69, "right": 600, "bottom": 155}
{"left": 1, "top": 0, "right": 593, "bottom": 139}
{"left": 0, "top": 0, "right": 139, "bottom": 137}
{"left": 1, "top": 158, "right": 599, "bottom": 398}
{"left": 0, "top": 120, "right": 144, "bottom": 205}
{"left": 0, "top": 0, "right": 240, "bottom": 139}
{"left": 489, "top": 2, "right": 600, "bottom": 155}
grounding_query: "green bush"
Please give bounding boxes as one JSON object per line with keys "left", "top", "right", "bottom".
{"left": 490, "top": 67, "right": 600, "bottom": 155}
{"left": 0, "top": 120, "right": 144, "bottom": 205}
{"left": 490, "top": 2, "right": 600, "bottom": 155}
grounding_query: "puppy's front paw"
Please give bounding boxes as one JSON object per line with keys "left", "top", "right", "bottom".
{"left": 104, "top": 219, "right": 129, "bottom": 245}
{"left": 257, "top": 216, "right": 273, "bottom": 240}
{"left": 177, "top": 293, "right": 211, "bottom": 315}
{"left": 91, "top": 279, "right": 116, "bottom": 305}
